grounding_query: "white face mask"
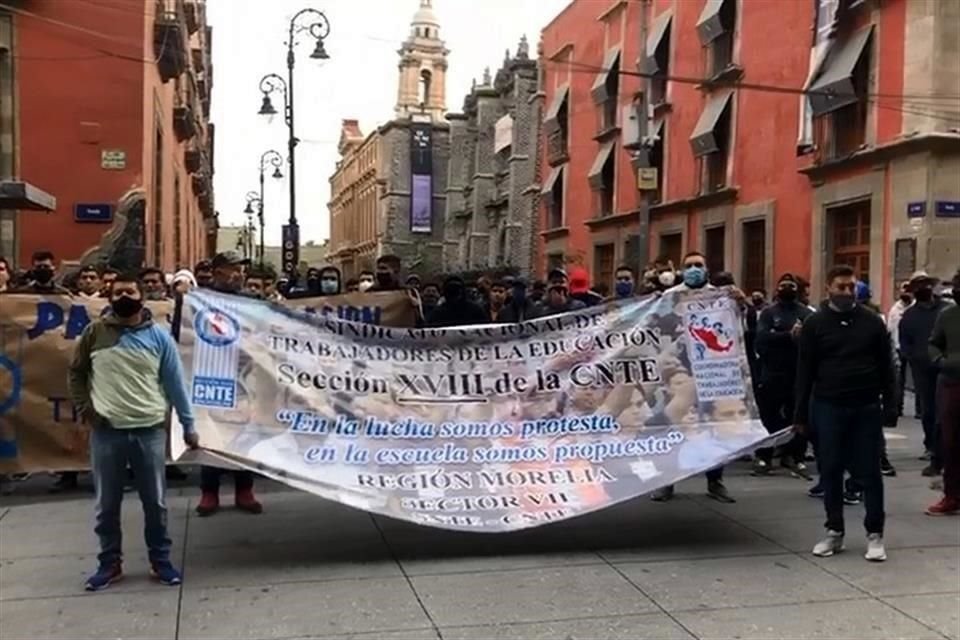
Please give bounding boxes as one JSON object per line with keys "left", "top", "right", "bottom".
{"left": 658, "top": 271, "right": 676, "bottom": 286}
{"left": 358, "top": 279, "right": 374, "bottom": 292}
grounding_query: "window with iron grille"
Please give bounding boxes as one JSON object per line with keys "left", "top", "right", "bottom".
{"left": 705, "top": 225, "right": 726, "bottom": 274}
{"left": 701, "top": 107, "right": 731, "bottom": 194}
{"left": 659, "top": 233, "right": 682, "bottom": 268}
{"left": 599, "top": 151, "right": 615, "bottom": 217}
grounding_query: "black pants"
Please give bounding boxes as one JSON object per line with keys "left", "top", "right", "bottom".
{"left": 811, "top": 398, "right": 885, "bottom": 535}
{"left": 200, "top": 466, "right": 254, "bottom": 493}
{"left": 913, "top": 361, "right": 942, "bottom": 467}
{"left": 897, "top": 352, "right": 908, "bottom": 415}
{"left": 756, "top": 379, "right": 806, "bottom": 464}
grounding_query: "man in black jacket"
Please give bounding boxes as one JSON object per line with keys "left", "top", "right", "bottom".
{"left": 900, "top": 271, "right": 951, "bottom": 476}
{"left": 427, "top": 276, "right": 488, "bottom": 327}
{"left": 497, "top": 278, "right": 538, "bottom": 323}
{"left": 794, "top": 265, "right": 896, "bottom": 562}
{"left": 196, "top": 251, "right": 263, "bottom": 517}
{"left": 754, "top": 274, "right": 812, "bottom": 476}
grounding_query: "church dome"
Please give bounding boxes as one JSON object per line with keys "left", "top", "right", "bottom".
{"left": 411, "top": 0, "right": 439, "bottom": 27}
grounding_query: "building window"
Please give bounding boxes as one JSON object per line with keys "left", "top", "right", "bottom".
{"left": 152, "top": 125, "right": 164, "bottom": 266}
{"left": 697, "top": 0, "right": 737, "bottom": 78}
{"left": 741, "top": 219, "right": 766, "bottom": 294}
{"left": 704, "top": 225, "right": 726, "bottom": 273}
{"left": 591, "top": 49, "right": 621, "bottom": 133}
{"left": 173, "top": 174, "right": 182, "bottom": 267}
{"left": 691, "top": 90, "right": 733, "bottom": 195}
{"left": 542, "top": 166, "right": 565, "bottom": 229}
{"left": 588, "top": 142, "right": 615, "bottom": 217}
{"left": 545, "top": 86, "right": 570, "bottom": 166}
{"left": 659, "top": 232, "right": 682, "bottom": 268}
{"left": 829, "top": 200, "right": 871, "bottom": 281}
{"left": 649, "top": 120, "right": 665, "bottom": 204}
{"left": 646, "top": 11, "right": 672, "bottom": 107}
{"left": 807, "top": 25, "right": 873, "bottom": 161}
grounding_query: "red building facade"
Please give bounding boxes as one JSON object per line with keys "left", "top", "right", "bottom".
{"left": 2, "top": 0, "right": 216, "bottom": 274}
{"left": 538, "top": 0, "right": 959, "bottom": 308}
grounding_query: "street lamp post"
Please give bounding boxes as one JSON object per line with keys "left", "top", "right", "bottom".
{"left": 243, "top": 191, "right": 261, "bottom": 262}
{"left": 258, "top": 149, "right": 284, "bottom": 269}
{"left": 257, "top": 7, "right": 330, "bottom": 279}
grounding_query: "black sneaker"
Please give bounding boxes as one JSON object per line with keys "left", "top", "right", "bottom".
{"left": 751, "top": 459, "right": 771, "bottom": 476}
{"left": 782, "top": 458, "right": 813, "bottom": 480}
{"left": 880, "top": 457, "right": 897, "bottom": 477}
{"left": 843, "top": 490, "right": 862, "bottom": 505}
{"left": 919, "top": 450, "right": 931, "bottom": 461}
{"left": 921, "top": 464, "right": 942, "bottom": 478}
{"left": 49, "top": 472, "right": 79, "bottom": 494}
{"left": 808, "top": 482, "right": 825, "bottom": 498}
{"left": 707, "top": 480, "right": 736, "bottom": 504}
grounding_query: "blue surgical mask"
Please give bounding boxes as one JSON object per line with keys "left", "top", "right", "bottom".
{"left": 683, "top": 266, "right": 707, "bottom": 289}
{"left": 320, "top": 278, "right": 338, "bottom": 294}
{"left": 615, "top": 281, "right": 634, "bottom": 298}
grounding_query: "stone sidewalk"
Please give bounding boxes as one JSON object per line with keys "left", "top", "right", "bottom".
{"left": 1, "top": 424, "right": 958, "bottom": 640}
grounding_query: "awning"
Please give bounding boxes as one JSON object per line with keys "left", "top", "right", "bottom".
{"left": 696, "top": 0, "right": 729, "bottom": 45}
{"left": 0, "top": 180, "right": 57, "bottom": 211}
{"left": 807, "top": 25, "right": 873, "bottom": 117}
{"left": 689, "top": 89, "right": 734, "bottom": 157}
{"left": 644, "top": 11, "right": 673, "bottom": 75}
{"left": 646, "top": 117, "right": 665, "bottom": 146}
{"left": 590, "top": 48, "right": 621, "bottom": 104}
{"left": 541, "top": 166, "right": 564, "bottom": 203}
{"left": 543, "top": 84, "right": 570, "bottom": 135}
{"left": 588, "top": 142, "right": 615, "bottom": 191}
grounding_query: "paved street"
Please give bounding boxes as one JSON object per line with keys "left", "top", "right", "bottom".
{"left": 1, "top": 419, "right": 958, "bottom": 640}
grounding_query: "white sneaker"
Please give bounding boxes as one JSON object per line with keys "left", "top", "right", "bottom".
{"left": 865, "top": 533, "right": 887, "bottom": 562}
{"left": 813, "top": 530, "right": 844, "bottom": 557}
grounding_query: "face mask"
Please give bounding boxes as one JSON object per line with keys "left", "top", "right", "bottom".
{"left": 33, "top": 266, "right": 54, "bottom": 284}
{"left": 358, "top": 279, "right": 374, "bottom": 292}
{"left": 658, "top": 271, "right": 676, "bottom": 287}
{"left": 682, "top": 266, "right": 707, "bottom": 289}
{"left": 111, "top": 295, "right": 143, "bottom": 318}
{"left": 376, "top": 272, "right": 394, "bottom": 287}
{"left": 615, "top": 281, "right": 634, "bottom": 298}
{"left": 751, "top": 295, "right": 765, "bottom": 306}
{"left": 829, "top": 293, "right": 855, "bottom": 312}
{"left": 914, "top": 287, "right": 933, "bottom": 302}
{"left": 443, "top": 284, "right": 464, "bottom": 301}
{"left": 320, "top": 278, "right": 338, "bottom": 294}
{"left": 899, "top": 293, "right": 913, "bottom": 304}
{"left": 778, "top": 288, "right": 797, "bottom": 302}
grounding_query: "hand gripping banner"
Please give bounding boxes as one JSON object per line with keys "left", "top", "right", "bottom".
{"left": 172, "top": 288, "right": 770, "bottom": 532}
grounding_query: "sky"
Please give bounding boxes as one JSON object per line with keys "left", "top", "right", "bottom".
{"left": 207, "top": 0, "right": 570, "bottom": 246}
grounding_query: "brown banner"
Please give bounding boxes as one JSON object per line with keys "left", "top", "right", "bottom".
{"left": 0, "top": 291, "right": 414, "bottom": 473}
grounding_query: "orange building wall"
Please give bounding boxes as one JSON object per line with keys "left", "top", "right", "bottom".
{"left": 15, "top": 0, "right": 209, "bottom": 272}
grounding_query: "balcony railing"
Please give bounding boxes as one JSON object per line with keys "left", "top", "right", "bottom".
{"left": 546, "top": 130, "right": 569, "bottom": 166}
{"left": 173, "top": 104, "right": 197, "bottom": 142}
{"left": 154, "top": 10, "right": 187, "bottom": 82}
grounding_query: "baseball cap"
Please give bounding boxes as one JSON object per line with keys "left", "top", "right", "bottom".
{"left": 568, "top": 266, "right": 590, "bottom": 295}
{"left": 547, "top": 267, "right": 567, "bottom": 282}
{"left": 211, "top": 251, "right": 251, "bottom": 269}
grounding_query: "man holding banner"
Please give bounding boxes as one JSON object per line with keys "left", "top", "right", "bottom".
{"left": 68, "top": 272, "right": 198, "bottom": 591}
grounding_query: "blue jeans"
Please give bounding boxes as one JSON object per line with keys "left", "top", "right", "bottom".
{"left": 810, "top": 398, "right": 885, "bottom": 535}
{"left": 90, "top": 425, "right": 171, "bottom": 566}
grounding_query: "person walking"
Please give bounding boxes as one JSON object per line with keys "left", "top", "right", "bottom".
{"left": 927, "top": 268, "right": 960, "bottom": 516}
{"left": 900, "top": 271, "right": 951, "bottom": 476}
{"left": 887, "top": 281, "right": 914, "bottom": 416}
{"left": 68, "top": 272, "right": 198, "bottom": 590}
{"left": 794, "top": 265, "right": 896, "bottom": 562}
{"left": 196, "top": 251, "right": 263, "bottom": 517}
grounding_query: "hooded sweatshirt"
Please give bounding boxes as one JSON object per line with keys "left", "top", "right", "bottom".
{"left": 68, "top": 308, "right": 195, "bottom": 432}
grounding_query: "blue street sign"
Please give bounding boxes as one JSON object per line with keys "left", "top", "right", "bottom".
{"left": 906, "top": 202, "right": 926, "bottom": 218}
{"left": 74, "top": 203, "right": 113, "bottom": 223}
{"left": 935, "top": 201, "right": 960, "bottom": 218}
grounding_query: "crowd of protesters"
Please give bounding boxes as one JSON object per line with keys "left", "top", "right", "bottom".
{"left": 1, "top": 247, "right": 958, "bottom": 584}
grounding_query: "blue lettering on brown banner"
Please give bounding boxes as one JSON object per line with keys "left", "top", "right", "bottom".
{"left": 26, "top": 303, "right": 91, "bottom": 341}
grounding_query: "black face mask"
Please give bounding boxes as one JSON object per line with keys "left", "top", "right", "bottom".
{"left": 914, "top": 287, "right": 933, "bottom": 303}
{"left": 443, "top": 284, "right": 464, "bottom": 301}
{"left": 111, "top": 295, "right": 143, "bottom": 319}
{"left": 778, "top": 288, "right": 797, "bottom": 302}
{"left": 899, "top": 293, "right": 913, "bottom": 304}
{"left": 33, "top": 266, "right": 54, "bottom": 284}
{"left": 376, "top": 272, "right": 394, "bottom": 287}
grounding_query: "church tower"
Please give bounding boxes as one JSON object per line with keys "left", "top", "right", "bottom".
{"left": 395, "top": 0, "right": 448, "bottom": 122}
